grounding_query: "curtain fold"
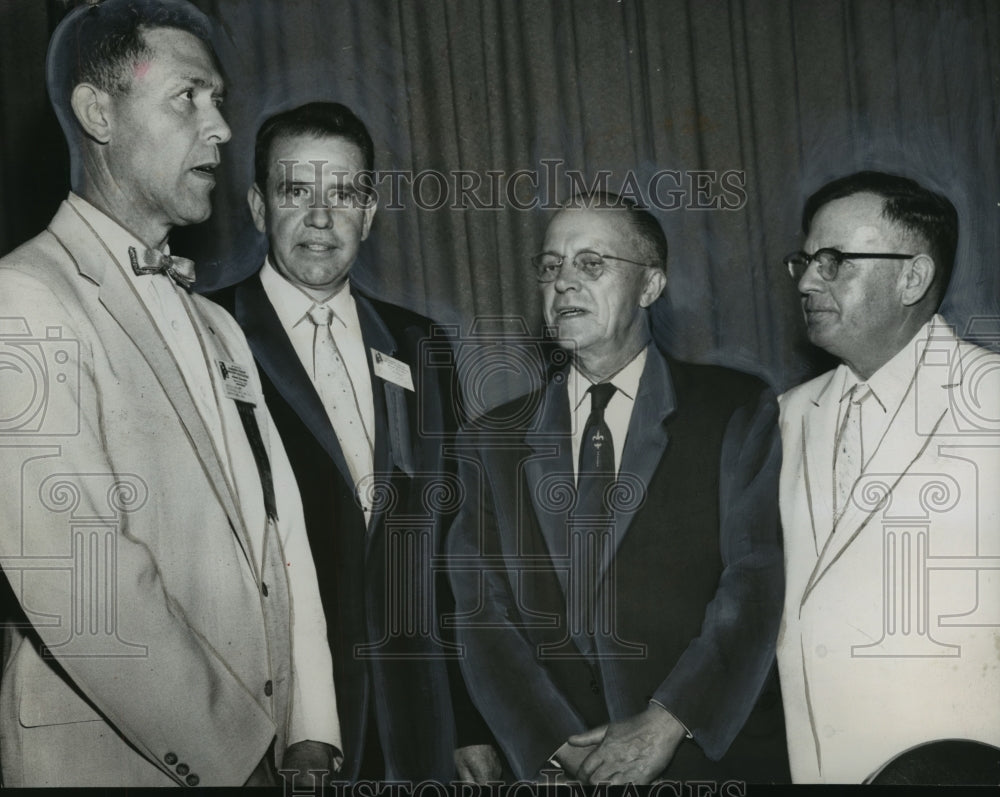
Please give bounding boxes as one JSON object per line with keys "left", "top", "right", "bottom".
{"left": 2, "top": 0, "right": 998, "bottom": 396}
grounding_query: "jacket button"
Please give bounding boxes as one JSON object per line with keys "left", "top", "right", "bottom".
{"left": 186, "top": 774, "right": 200, "bottom": 786}
{"left": 262, "top": 582, "right": 269, "bottom": 597}
{"left": 589, "top": 679, "right": 600, "bottom": 694}
{"left": 264, "top": 679, "right": 273, "bottom": 696}
{"left": 164, "top": 752, "right": 178, "bottom": 766}
{"left": 176, "top": 763, "right": 189, "bottom": 776}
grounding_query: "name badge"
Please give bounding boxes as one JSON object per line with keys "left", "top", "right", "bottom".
{"left": 371, "top": 349, "right": 414, "bottom": 391}
{"left": 217, "top": 359, "right": 257, "bottom": 404}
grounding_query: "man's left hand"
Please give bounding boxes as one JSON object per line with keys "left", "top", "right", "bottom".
{"left": 454, "top": 744, "right": 503, "bottom": 783}
{"left": 280, "top": 740, "right": 340, "bottom": 788}
{"left": 567, "top": 704, "right": 687, "bottom": 785}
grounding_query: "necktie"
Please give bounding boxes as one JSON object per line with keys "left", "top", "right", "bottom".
{"left": 834, "top": 383, "right": 870, "bottom": 518}
{"left": 128, "top": 246, "right": 196, "bottom": 288}
{"left": 307, "top": 304, "right": 374, "bottom": 491}
{"left": 574, "top": 382, "right": 618, "bottom": 518}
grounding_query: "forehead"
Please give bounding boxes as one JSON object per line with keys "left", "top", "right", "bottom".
{"left": 543, "top": 207, "right": 630, "bottom": 251}
{"left": 135, "top": 26, "right": 222, "bottom": 89}
{"left": 266, "top": 134, "right": 366, "bottom": 184}
{"left": 806, "top": 192, "right": 900, "bottom": 249}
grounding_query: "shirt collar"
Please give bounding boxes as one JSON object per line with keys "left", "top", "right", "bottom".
{"left": 837, "top": 316, "right": 940, "bottom": 415}
{"left": 67, "top": 192, "right": 169, "bottom": 272}
{"left": 568, "top": 346, "right": 648, "bottom": 412}
{"left": 260, "top": 257, "right": 354, "bottom": 332}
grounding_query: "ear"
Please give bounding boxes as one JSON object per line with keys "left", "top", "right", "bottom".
{"left": 639, "top": 267, "right": 667, "bottom": 308}
{"left": 70, "top": 83, "right": 112, "bottom": 144}
{"left": 247, "top": 184, "right": 267, "bottom": 234}
{"left": 360, "top": 194, "right": 378, "bottom": 242}
{"left": 899, "top": 253, "right": 935, "bottom": 306}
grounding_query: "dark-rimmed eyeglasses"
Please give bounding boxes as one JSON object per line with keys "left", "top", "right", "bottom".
{"left": 530, "top": 251, "right": 651, "bottom": 283}
{"left": 784, "top": 248, "right": 915, "bottom": 282}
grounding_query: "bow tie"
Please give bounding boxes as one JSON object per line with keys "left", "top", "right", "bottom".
{"left": 128, "top": 246, "right": 196, "bottom": 289}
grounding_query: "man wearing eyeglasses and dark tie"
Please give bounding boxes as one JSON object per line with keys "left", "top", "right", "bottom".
{"left": 775, "top": 171, "right": 1000, "bottom": 783}
{"left": 447, "top": 192, "right": 789, "bottom": 784}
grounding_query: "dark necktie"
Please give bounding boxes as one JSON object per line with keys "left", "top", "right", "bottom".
{"left": 574, "top": 382, "right": 617, "bottom": 518}
{"left": 128, "top": 245, "right": 196, "bottom": 289}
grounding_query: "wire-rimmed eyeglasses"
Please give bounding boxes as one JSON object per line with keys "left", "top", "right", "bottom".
{"left": 784, "top": 248, "right": 915, "bottom": 282}
{"left": 530, "top": 251, "right": 651, "bottom": 283}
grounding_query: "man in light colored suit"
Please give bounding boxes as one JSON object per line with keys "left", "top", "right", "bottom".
{"left": 777, "top": 170, "right": 1000, "bottom": 783}
{"left": 0, "top": 0, "right": 339, "bottom": 786}
{"left": 447, "top": 193, "right": 789, "bottom": 784}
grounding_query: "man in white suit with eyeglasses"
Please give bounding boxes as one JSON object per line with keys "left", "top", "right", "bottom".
{"left": 776, "top": 170, "right": 1000, "bottom": 784}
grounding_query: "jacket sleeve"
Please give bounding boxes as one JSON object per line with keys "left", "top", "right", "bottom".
{"left": 446, "top": 441, "right": 588, "bottom": 778}
{"left": 651, "top": 386, "right": 785, "bottom": 760}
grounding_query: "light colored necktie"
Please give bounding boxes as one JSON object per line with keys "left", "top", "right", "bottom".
{"left": 834, "top": 383, "right": 870, "bottom": 518}
{"left": 307, "top": 304, "right": 374, "bottom": 491}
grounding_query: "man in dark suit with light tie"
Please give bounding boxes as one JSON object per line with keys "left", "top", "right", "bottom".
{"left": 218, "top": 101, "right": 499, "bottom": 782}
{"left": 446, "top": 193, "right": 789, "bottom": 784}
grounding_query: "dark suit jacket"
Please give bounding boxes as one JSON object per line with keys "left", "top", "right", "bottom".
{"left": 216, "top": 274, "right": 488, "bottom": 781}
{"left": 447, "top": 343, "right": 789, "bottom": 781}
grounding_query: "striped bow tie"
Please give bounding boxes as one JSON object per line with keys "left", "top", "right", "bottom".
{"left": 128, "top": 246, "right": 196, "bottom": 289}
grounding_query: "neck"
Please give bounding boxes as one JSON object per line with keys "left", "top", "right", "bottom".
{"left": 79, "top": 158, "right": 169, "bottom": 251}
{"left": 843, "top": 313, "right": 932, "bottom": 381}
{"left": 575, "top": 338, "right": 648, "bottom": 383}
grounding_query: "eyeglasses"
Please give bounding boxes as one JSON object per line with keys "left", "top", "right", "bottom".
{"left": 784, "top": 248, "right": 915, "bottom": 282}
{"left": 530, "top": 251, "right": 651, "bottom": 283}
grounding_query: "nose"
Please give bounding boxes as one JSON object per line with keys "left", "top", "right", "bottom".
{"left": 204, "top": 104, "right": 231, "bottom": 145}
{"left": 552, "top": 259, "right": 580, "bottom": 292}
{"left": 304, "top": 204, "right": 334, "bottom": 229}
{"left": 797, "top": 258, "right": 824, "bottom": 295}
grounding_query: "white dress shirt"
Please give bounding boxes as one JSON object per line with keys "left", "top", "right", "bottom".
{"left": 260, "top": 259, "right": 376, "bottom": 519}
{"left": 565, "top": 347, "right": 647, "bottom": 479}
{"left": 67, "top": 193, "right": 227, "bottom": 465}
{"left": 832, "top": 317, "right": 938, "bottom": 471}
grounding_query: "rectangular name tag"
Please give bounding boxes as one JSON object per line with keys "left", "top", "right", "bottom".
{"left": 371, "top": 349, "right": 414, "bottom": 391}
{"left": 217, "top": 359, "right": 257, "bottom": 404}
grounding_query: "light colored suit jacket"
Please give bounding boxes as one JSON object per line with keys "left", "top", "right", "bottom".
{"left": 776, "top": 318, "right": 1000, "bottom": 782}
{"left": 0, "top": 201, "right": 338, "bottom": 786}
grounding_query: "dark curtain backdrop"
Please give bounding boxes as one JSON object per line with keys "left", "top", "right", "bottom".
{"left": 2, "top": 0, "right": 998, "bottom": 402}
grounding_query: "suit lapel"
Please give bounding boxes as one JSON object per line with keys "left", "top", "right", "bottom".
{"left": 801, "top": 371, "right": 840, "bottom": 557}
{"left": 234, "top": 275, "right": 356, "bottom": 490}
{"left": 800, "top": 337, "right": 953, "bottom": 608}
{"left": 524, "top": 375, "right": 575, "bottom": 598}
{"left": 51, "top": 203, "right": 248, "bottom": 549}
{"left": 354, "top": 291, "right": 416, "bottom": 482}
{"left": 596, "top": 346, "right": 675, "bottom": 585}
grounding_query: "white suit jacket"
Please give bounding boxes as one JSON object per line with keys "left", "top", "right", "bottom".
{"left": 0, "top": 201, "right": 339, "bottom": 786}
{"left": 776, "top": 318, "right": 1000, "bottom": 782}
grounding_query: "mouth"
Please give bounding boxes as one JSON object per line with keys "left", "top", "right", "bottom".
{"left": 554, "top": 306, "right": 587, "bottom": 319}
{"left": 299, "top": 241, "right": 337, "bottom": 253}
{"left": 190, "top": 162, "right": 218, "bottom": 180}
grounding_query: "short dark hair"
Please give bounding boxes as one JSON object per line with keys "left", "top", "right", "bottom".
{"left": 802, "top": 170, "right": 958, "bottom": 301}
{"left": 253, "top": 102, "right": 375, "bottom": 189}
{"left": 47, "top": 0, "right": 215, "bottom": 134}
{"left": 565, "top": 191, "right": 668, "bottom": 272}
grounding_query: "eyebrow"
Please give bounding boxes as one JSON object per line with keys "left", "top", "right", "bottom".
{"left": 179, "top": 74, "right": 227, "bottom": 98}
